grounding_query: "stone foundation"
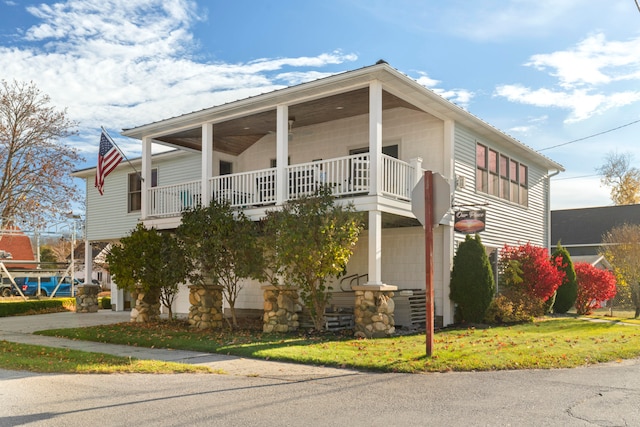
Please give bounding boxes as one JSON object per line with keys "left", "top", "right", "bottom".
{"left": 130, "top": 288, "right": 161, "bottom": 323}
{"left": 353, "top": 285, "right": 397, "bottom": 338}
{"left": 188, "top": 284, "right": 224, "bottom": 330}
{"left": 262, "top": 286, "right": 303, "bottom": 333}
{"left": 75, "top": 284, "right": 101, "bottom": 313}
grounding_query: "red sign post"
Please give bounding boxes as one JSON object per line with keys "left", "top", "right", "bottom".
{"left": 411, "top": 171, "right": 451, "bottom": 357}
{"left": 423, "top": 171, "right": 435, "bottom": 356}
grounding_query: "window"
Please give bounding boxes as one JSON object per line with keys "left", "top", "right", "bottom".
{"left": 128, "top": 169, "right": 157, "bottom": 213}
{"left": 476, "top": 144, "right": 487, "bottom": 192}
{"left": 219, "top": 160, "right": 232, "bottom": 175}
{"left": 475, "top": 143, "right": 528, "bottom": 206}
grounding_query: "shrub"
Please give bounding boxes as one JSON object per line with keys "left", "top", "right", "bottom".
{"left": 499, "top": 243, "right": 565, "bottom": 310}
{"left": 483, "top": 291, "right": 536, "bottom": 324}
{"left": 100, "top": 296, "right": 112, "bottom": 310}
{"left": 552, "top": 243, "right": 578, "bottom": 314}
{"left": 574, "top": 262, "right": 617, "bottom": 315}
{"left": 450, "top": 234, "right": 495, "bottom": 323}
{"left": 0, "top": 298, "right": 75, "bottom": 317}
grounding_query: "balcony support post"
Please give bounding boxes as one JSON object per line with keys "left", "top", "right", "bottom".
{"left": 366, "top": 209, "right": 384, "bottom": 286}
{"left": 369, "top": 80, "right": 383, "bottom": 196}
{"left": 276, "top": 105, "right": 289, "bottom": 205}
{"left": 141, "top": 136, "right": 152, "bottom": 219}
{"left": 201, "top": 123, "right": 214, "bottom": 207}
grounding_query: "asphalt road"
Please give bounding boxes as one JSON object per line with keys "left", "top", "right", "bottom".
{"left": 2, "top": 357, "right": 640, "bottom": 426}
{"left": 1, "top": 311, "right": 639, "bottom": 426}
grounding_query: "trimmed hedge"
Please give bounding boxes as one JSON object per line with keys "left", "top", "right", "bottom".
{"left": 0, "top": 298, "right": 76, "bottom": 317}
{"left": 100, "top": 296, "right": 112, "bottom": 310}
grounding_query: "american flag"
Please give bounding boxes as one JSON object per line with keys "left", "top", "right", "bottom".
{"left": 94, "top": 129, "right": 123, "bottom": 195}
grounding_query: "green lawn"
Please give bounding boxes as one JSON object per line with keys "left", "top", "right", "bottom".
{"left": 37, "top": 317, "right": 640, "bottom": 373}
{"left": 0, "top": 340, "right": 215, "bottom": 374}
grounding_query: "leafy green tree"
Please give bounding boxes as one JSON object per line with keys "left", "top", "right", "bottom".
{"left": 449, "top": 234, "right": 495, "bottom": 323}
{"left": 551, "top": 242, "right": 577, "bottom": 314}
{"left": 262, "top": 187, "right": 364, "bottom": 330}
{"left": 177, "top": 200, "right": 263, "bottom": 328}
{"left": 39, "top": 246, "right": 58, "bottom": 264}
{"left": 106, "top": 223, "right": 189, "bottom": 319}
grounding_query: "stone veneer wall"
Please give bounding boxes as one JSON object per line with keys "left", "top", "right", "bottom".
{"left": 75, "top": 284, "right": 101, "bottom": 313}
{"left": 353, "top": 285, "right": 397, "bottom": 338}
{"left": 188, "top": 284, "right": 224, "bottom": 330}
{"left": 262, "top": 286, "right": 302, "bottom": 333}
{"left": 130, "top": 288, "right": 161, "bottom": 323}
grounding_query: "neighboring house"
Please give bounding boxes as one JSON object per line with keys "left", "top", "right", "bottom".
{"left": 551, "top": 204, "right": 640, "bottom": 259}
{"left": 0, "top": 226, "right": 35, "bottom": 270}
{"left": 73, "top": 62, "right": 563, "bottom": 326}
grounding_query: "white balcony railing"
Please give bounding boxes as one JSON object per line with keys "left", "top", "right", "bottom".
{"left": 145, "top": 153, "right": 414, "bottom": 218}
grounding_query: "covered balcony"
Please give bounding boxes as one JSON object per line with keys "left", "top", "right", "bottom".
{"left": 145, "top": 153, "right": 420, "bottom": 219}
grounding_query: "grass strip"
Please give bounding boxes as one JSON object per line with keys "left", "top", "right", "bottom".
{"left": 0, "top": 340, "right": 214, "bottom": 374}
{"left": 37, "top": 318, "right": 640, "bottom": 373}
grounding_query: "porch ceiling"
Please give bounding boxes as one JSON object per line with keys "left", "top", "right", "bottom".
{"left": 153, "top": 88, "right": 421, "bottom": 155}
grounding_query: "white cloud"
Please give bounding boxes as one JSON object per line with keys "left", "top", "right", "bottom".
{"left": 415, "top": 72, "right": 474, "bottom": 108}
{"left": 0, "top": 0, "right": 358, "bottom": 160}
{"left": 495, "top": 32, "right": 640, "bottom": 122}
{"left": 526, "top": 33, "right": 640, "bottom": 89}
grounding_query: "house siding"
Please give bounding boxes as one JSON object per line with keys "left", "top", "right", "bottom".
{"left": 452, "top": 124, "right": 548, "bottom": 249}
{"left": 85, "top": 152, "right": 201, "bottom": 241}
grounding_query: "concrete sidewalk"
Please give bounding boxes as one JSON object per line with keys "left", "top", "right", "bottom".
{"left": 0, "top": 311, "right": 358, "bottom": 380}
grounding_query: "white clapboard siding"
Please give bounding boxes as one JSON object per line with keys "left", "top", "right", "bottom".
{"left": 85, "top": 151, "right": 201, "bottom": 241}
{"left": 452, "top": 124, "right": 549, "bottom": 249}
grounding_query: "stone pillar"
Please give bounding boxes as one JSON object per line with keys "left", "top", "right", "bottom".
{"left": 188, "top": 284, "right": 224, "bottom": 330}
{"left": 130, "top": 287, "right": 161, "bottom": 323}
{"left": 262, "top": 285, "right": 302, "bottom": 333}
{"left": 75, "top": 284, "right": 101, "bottom": 313}
{"left": 353, "top": 285, "right": 397, "bottom": 338}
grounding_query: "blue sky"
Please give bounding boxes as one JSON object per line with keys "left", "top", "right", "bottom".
{"left": 1, "top": 0, "right": 639, "bottom": 210}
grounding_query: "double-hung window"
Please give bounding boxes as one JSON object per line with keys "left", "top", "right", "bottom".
{"left": 128, "top": 169, "right": 157, "bottom": 213}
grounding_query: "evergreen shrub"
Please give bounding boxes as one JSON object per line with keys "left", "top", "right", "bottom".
{"left": 449, "top": 234, "right": 495, "bottom": 323}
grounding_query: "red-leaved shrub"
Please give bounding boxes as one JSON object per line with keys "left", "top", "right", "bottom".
{"left": 574, "top": 262, "right": 617, "bottom": 315}
{"left": 500, "top": 243, "right": 565, "bottom": 302}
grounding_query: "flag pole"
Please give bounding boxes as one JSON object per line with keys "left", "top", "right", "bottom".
{"left": 100, "top": 126, "right": 144, "bottom": 181}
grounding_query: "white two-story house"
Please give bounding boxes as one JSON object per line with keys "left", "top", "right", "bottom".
{"left": 73, "top": 62, "right": 563, "bottom": 327}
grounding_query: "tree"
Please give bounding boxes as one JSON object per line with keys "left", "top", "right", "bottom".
{"left": 177, "top": 200, "right": 263, "bottom": 328}
{"left": 600, "top": 224, "right": 640, "bottom": 318}
{"left": 0, "top": 80, "right": 81, "bottom": 228}
{"left": 449, "top": 234, "right": 494, "bottom": 323}
{"left": 574, "top": 262, "right": 617, "bottom": 315}
{"left": 499, "top": 243, "right": 565, "bottom": 316}
{"left": 262, "top": 187, "right": 364, "bottom": 330}
{"left": 106, "top": 224, "right": 189, "bottom": 320}
{"left": 552, "top": 243, "right": 578, "bottom": 314}
{"left": 596, "top": 152, "right": 640, "bottom": 205}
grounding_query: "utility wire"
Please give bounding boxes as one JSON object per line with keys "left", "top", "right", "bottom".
{"left": 538, "top": 118, "right": 640, "bottom": 151}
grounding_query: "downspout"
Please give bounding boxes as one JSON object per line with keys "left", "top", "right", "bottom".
{"left": 546, "top": 169, "right": 561, "bottom": 252}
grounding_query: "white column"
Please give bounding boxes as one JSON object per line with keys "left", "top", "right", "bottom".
{"left": 84, "top": 240, "right": 92, "bottom": 285}
{"left": 141, "top": 137, "right": 152, "bottom": 220}
{"left": 369, "top": 80, "right": 383, "bottom": 196}
{"left": 366, "top": 210, "right": 383, "bottom": 286}
{"left": 201, "top": 123, "right": 214, "bottom": 207}
{"left": 442, "top": 119, "right": 455, "bottom": 326}
{"left": 276, "top": 105, "right": 289, "bottom": 205}
{"left": 443, "top": 120, "right": 454, "bottom": 178}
